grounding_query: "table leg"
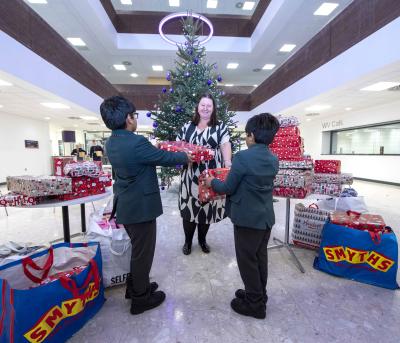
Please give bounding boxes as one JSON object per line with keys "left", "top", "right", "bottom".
{"left": 80, "top": 203, "right": 86, "bottom": 233}
{"left": 268, "top": 197, "right": 305, "bottom": 273}
{"left": 62, "top": 206, "right": 70, "bottom": 243}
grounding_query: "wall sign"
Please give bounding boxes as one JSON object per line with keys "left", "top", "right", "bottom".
{"left": 25, "top": 140, "right": 39, "bottom": 149}
{"left": 322, "top": 120, "right": 343, "bottom": 129}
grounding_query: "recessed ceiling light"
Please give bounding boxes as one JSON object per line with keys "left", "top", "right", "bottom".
{"left": 225, "top": 84, "right": 234, "bottom": 87}
{"left": 73, "top": 124, "right": 78, "bottom": 127}
{"left": 0, "top": 105, "right": 3, "bottom": 108}
{"left": 242, "top": 1, "right": 255, "bottom": 10}
{"left": 152, "top": 65, "right": 164, "bottom": 71}
{"left": 207, "top": 0, "right": 218, "bottom": 8}
{"left": 280, "top": 44, "right": 296, "bottom": 52}
{"left": 44, "top": 117, "right": 51, "bottom": 120}
{"left": 227, "top": 63, "right": 239, "bottom": 69}
{"left": 262, "top": 64, "right": 276, "bottom": 70}
{"left": 314, "top": 3, "right": 339, "bottom": 16}
{"left": 66, "top": 37, "right": 86, "bottom": 47}
{"left": 120, "top": 0, "right": 132, "bottom": 4}
{"left": 27, "top": 0, "right": 47, "bottom": 4}
{"left": 253, "top": 84, "right": 258, "bottom": 87}
{"left": 79, "top": 116, "right": 99, "bottom": 120}
{"left": 361, "top": 82, "right": 400, "bottom": 91}
{"left": 130, "top": 73, "right": 138, "bottom": 78}
{"left": 41, "top": 102, "right": 70, "bottom": 109}
{"left": 169, "top": 0, "right": 180, "bottom": 7}
{"left": 306, "top": 118, "right": 312, "bottom": 121}
{"left": 305, "top": 104, "right": 331, "bottom": 111}
{"left": 345, "top": 107, "right": 352, "bottom": 111}
{"left": 113, "top": 64, "right": 126, "bottom": 71}
{"left": 0, "top": 79, "right": 13, "bottom": 86}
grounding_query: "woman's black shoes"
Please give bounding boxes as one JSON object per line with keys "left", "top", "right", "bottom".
{"left": 182, "top": 243, "right": 192, "bottom": 255}
{"left": 199, "top": 242, "right": 210, "bottom": 253}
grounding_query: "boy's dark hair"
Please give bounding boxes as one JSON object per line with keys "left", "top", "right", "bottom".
{"left": 192, "top": 93, "right": 218, "bottom": 127}
{"left": 245, "top": 113, "right": 280, "bottom": 145}
{"left": 100, "top": 96, "right": 135, "bottom": 130}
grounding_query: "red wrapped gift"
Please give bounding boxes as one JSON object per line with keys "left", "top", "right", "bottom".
{"left": 270, "top": 147, "right": 304, "bottom": 161}
{"left": 273, "top": 187, "right": 310, "bottom": 199}
{"left": 52, "top": 156, "right": 74, "bottom": 176}
{"left": 314, "top": 160, "right": 341, "bottom": 174}
{"left": 39, "top": 265, "right": 87, "bottom": 285}
{"left": 99, "top": 173, "right": 112, "bottom": 187}
{"left": 0, "top": 192, "right": 40, "bottom": 207}
{"left": 198, "top": 168, "right": 230, "bottom": 203}
{"left": 270, "top": 136, "right": 303, "bottom": 149}
{"left": 275, "top": 126, "right": 300, "bottom": 137}
{"left": 159, "top": 141, "right": 214, "bottom": 163}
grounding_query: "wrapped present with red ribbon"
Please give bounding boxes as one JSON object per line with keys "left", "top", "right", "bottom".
{"left": 198, "top": 168, "right": 230, "bottom": 203}
{"left": 275, "top": 126, "right": 300, "bottom": 137}
{"left": 159, "top": 141, "right": 214, "bottom": 163}
{"left": 270, "top": 135, "right": 303, "bottom": 149}
{"left": 53, "top": 156, "right": 74, "bottom": 176}
{"left": 270, "top": 147, "right": 304, "bottom": 161}
{"left": 0, "top": 192, "right": 41, "bottom": 207}
{"left": 273, "top": 186, "right": 310, "bottom": 199}
{"left": 314, "top": 160, "right": 341, "bottom": 174}
{"left": 6, "top": 175, "right": 72, "bottom": 197}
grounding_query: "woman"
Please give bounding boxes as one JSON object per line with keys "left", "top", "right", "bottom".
{"left": 177, "top": 93, "right": 232, "bottom": 255}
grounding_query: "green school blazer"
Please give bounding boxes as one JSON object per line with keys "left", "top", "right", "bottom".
{"left": 106, "top": 130, "right": 187, "bottom": 224}
{"left": 211, "top": 144, "right": 279, "bottom": 230}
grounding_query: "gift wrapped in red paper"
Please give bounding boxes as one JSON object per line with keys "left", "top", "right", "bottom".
{"left": 53, "top": 156, "right": 74, "bottom": 176}
{"left": 0, "top": 192, "right": 41, "bottom": 207}
{"left": 275, "top": 126, "right": 300, "bottom": 137}
{"left": 273, "top": 187, "right": 310, "bottom": 199}
{"left": 330, "top": 211, "right": 386, "bottom": 232}
{"left": 64, "top": 161, "right": 100, "bottom": 178}
{"left": 270, "top": 147, "right": 304, "bottom": 161}
{"left": 314, "top": 160, "right": 341, "bottom": 174}
{"left": 159, "top": 141, "right": 214, "bottom": 163}
{"left": 99, "top": 173, "right": 112, "bottom": 187}
{"left": 198, "top": 168, "right": 230, "bottom": 203}
{"left": 270, "top": 135, "right": 303, "bottom": 149}
{"left": 279, "top": 157, "right": 313, "bottom": 170}
{"left": 311, "top": 182, "right": 342, "bottom": 196}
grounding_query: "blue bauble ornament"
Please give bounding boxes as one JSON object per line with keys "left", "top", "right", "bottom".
{"left": 161, "top": 186, "right": 165, "bottom": 191}
{"left": 166, "top": 72, "right": 171, "bottom": 81}
{"left": 194, "top": 58, "right": 199, "bottom": 64}
{"left": 153, "top": 121, "right": 158, "bottom": 128}
{"left": 175, "top": 105, "right": 182, "bottom": 112}
{"left": 169, "top": 87, "right": 174, "bottom": 93}
{"left": 207, "top": 79, "right": 212, "bottom": 86}
{"left": 214, "top": 64, "right": 218, "bottom": 69}
{"left": 176, "top": 164, "right": 183, "bottom": 170}
{"left": 217, "top": 75, "right": 222, "bottom": 82}
{"left": 162, "top": 87, "right": 167, "bottom": 93}
{"left": 189, "top": 49, "right": 193, "bottom": 55}
{"left": 146, "top": 112, "right": 152, "bottom": 118}
{"left": 221, "top": 91, "right": 226, "bottom": 96}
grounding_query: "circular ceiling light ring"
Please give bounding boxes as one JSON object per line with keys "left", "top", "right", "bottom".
{"left": 158, "top": 12, "right": 214, "bottom": 46}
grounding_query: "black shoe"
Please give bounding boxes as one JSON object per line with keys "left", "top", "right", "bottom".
{"left": 199, "top": 242, "right": 210, "bottom": 253}
{"left": 235, "top": 289, "right": 268, "bottom": 303}
{"left": 230, "top": 297, "right": 266, "bottom": 319}
{"left": 130, "top": 291, "right": 166, "bottom": 315}
{"left": 182, "top": 243, "right": 192, "bottom": 255}
{"left": 125, "top": 281, "right": 159, "bottom": 299}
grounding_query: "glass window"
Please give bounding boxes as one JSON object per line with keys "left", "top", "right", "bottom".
{"left": 330, "top": 122, "right": 400, "bottom": 155}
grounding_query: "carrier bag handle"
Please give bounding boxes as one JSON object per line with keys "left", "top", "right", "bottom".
{"left": 59, "top": 259, "right": 100, "bottom": 298}
{"left": 22, "top": 247, "right": 54, "bottom": 284}
{"left": 308, "top": 203, "right": 319, "bottom": 209}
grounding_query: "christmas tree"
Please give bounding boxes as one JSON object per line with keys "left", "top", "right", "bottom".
{"left": 148, "top": 15, "right": 239, "bottom": 187}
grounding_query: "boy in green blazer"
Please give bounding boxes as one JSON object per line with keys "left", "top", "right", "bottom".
{"left": 101, "top": 96, "right": 192, "bottom": 315}
{"left": 205, "top": 113, "right": 280, "bottom": 319}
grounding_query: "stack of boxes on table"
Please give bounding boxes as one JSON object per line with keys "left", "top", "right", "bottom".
{"left": 271, "top": 115, "right": 313, "bottom": 199}
{"left": 0, "top": 160, "right": 112, "bottom": 207}
{"left": 312, "top": 160, "right": 353, "bottom": 196}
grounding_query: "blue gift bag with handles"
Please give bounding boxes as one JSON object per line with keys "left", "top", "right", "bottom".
{"left": 0, "top": 242, "right": 105, "bottom": 343}
{"left": 314, "top": 221, "right": 399, "bottom": 289}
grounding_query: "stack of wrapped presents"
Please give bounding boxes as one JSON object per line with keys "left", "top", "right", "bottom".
{"left": 311, "top": 160, "right": 353, "bottom": 196}
{"left": 271, "top": 116, "right": 313, "bottom": 199}
{"left": 159, "top": 141, "right": 214, "bottom": 163}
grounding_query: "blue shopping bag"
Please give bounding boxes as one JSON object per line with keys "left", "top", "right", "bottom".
{"left": 314, "top": 221, "right": 399, "bottom": 289}
{"left": 0, "top": 242, "right": 105, "bottom": 343}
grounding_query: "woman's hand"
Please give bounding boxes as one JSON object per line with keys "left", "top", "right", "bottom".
{"left": 205, "top": 175, "right": 215, "bottom": 187}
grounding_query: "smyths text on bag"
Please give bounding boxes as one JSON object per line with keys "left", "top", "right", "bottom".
{"left": 24, "top": 281, "right": 100, "bottom": 343}
{"left": 323, "top": 246, "right": 394, "bottom": 272}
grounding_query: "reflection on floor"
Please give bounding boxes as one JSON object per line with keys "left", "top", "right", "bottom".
{"left": 0, "top": 180, "right": 399, "bottom": 343}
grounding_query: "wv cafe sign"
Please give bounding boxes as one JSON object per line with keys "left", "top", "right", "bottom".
{"left": 321, "top": 119, "right": 344, "bottom": 129}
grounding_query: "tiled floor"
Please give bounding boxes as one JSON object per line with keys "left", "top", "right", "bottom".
{"left": 1, "top": 180, "right": 399, "bottom": 342}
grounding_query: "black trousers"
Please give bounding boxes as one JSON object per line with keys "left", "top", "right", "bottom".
{"left": 124, "top": 220, "right": 156, "bottom": 299}
{"left": 234, "top": 225, "right": 271, "bottom": 303}
{"left": 183, "top": 220, "right": 210, "bottom": 245}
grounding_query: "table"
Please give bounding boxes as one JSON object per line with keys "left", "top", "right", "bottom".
{"left": 26, "top": 189, "right": 113, "bottom": 243}
{"left": 268, "top": 197, "right": 305, "bottom": 273}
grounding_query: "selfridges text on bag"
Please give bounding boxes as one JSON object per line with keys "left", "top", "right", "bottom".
{"left": 314, "top": 221, "right": 399, "bottom": 289}
{"left": 0, "top": 242, "right": 105, "bottom": 343}
{"left": 291, "top": 203, "right": 331, "bottom": 250}
{"left": 86, "top": 205, "right": 131, "bottom": 287}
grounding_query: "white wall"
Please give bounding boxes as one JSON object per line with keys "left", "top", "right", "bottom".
{"left": 0, "top": 112, "right": 52, "bottom": 183}
{"left": 300, "top": 101, "right": 400, "bottom": 183}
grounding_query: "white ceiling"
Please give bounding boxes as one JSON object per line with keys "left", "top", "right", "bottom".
{"left": 111, "top": 0, "right": 260, "bottom": 16}
{"left": 23, "top": 0, "right": 353, "bottom": 86}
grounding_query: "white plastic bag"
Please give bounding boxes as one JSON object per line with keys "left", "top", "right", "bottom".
{"left": 86, "top": 211, "right": 131, "bottom": 287}
{"left": 316, "top": 197, "right": 368, "bottom": 213}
